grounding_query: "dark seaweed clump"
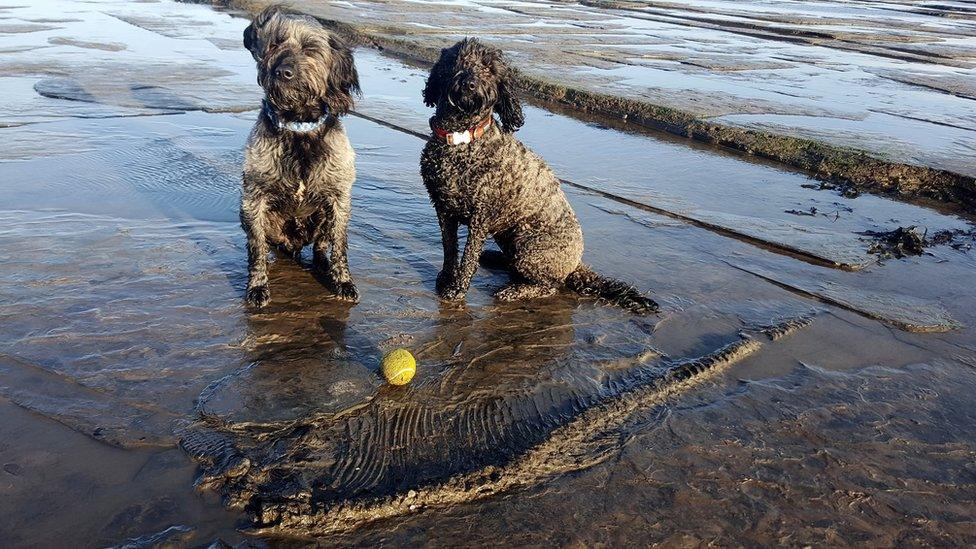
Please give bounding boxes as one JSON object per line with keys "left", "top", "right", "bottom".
{"left": 928, "top": 229, "right": 975, "bottom": 251}
{"left": 801, "top": 181, "right": 860, "bottom": 198}
{"left": 861, "top": 226, "right": 975, "bottom": 259}
{"left": 785, "top": 207, "right": 817, "bottom": 217}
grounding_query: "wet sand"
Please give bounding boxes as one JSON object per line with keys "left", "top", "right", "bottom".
{"left": 1, "top": 0, "right": 976, "bottom": 546}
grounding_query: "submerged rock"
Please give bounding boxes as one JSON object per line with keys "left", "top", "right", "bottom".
{"left": 178, "top": 326, "right": 795, "bottom": 536}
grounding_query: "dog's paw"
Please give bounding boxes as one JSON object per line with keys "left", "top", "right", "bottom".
{"left": 332, "top": 281, "right": 360, "bottom": 303}
{"left": 438, "top": 285, "right": 466, "bottom": 302}
{"left": 436, "top": 273, "right": 447, "bottom": 291}
{"left": 435, "top": 270, "right": 451, "bottom": 293}
{"left": 245, "top": 285, "right": 271, "bottom": 308}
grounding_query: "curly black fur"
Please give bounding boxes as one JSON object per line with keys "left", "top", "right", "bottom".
{"left": 420, "top": 38, "right": 657, "bottom": 314}
{"left": 423, "top": 38, "right": 523, "bottom": 133}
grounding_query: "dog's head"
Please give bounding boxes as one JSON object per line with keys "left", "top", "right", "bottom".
{"left": 244, "top": 5, "right": 360, "bottom": 120}
{"left": 423, "top": 38, "right": 524, "bottom": 133}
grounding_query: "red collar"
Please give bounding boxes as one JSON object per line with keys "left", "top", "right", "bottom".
{"left": 430, "top": 115, "right": 493, "bottom": 145}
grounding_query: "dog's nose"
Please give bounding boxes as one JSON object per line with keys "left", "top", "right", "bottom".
{"left": 275, "top": 64, "right": 295, "bottom": 81}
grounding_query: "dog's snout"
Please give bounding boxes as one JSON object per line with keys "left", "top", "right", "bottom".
{"left": 462, "top": 71, "right": 478, "bottom": 91}
{"left": 445, "top": 69, "right": 492, "bottom": 114}
{"left": 271, "top": 53, "right": 296, "bottom": 82}
{"left": 275, "top": 63, "right": 295, "bottom": 81}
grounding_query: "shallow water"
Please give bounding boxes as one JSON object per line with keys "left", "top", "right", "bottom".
{"left": 1, "top": 0, "right": 975, "bottom": 546}
{"left": 263, "top": 0, "right": 976, "bottom": 178}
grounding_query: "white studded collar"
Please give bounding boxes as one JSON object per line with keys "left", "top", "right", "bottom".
{"left": 262, "top": 100, "right": 332, "bottom": 134}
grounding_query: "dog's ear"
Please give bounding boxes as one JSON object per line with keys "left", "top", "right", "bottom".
{"left": 325, "top": 34, "right": 361, "bottom": 115}
{"left": 243, "top": 22, "right": 259, "bottom": 59}
{"left": 244, "top": 5, "right": 283, "bottom": 60}
{"left": 494, "top": 66, "right": 524, "bottom": 132}
{"left": 423, "top": 46, "right": 456, "bottom": 108}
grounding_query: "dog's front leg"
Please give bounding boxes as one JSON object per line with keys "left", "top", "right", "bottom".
{"left": 241, "top": 192, "right": 271, "bottom": 308}
{"left": 435, "top": 211, "right": 459, "bottom": 293}
{"left": 440, "top": 220, "right": 488, "bottom": 302}
{"left": 315, "top": 195, "right": 359, "bottom": 302}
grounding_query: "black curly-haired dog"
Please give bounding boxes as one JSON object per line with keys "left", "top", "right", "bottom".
{"left": 239, "top": 5, "right": 360, "bottom": 307}
{"left": 420, "top": 38, "right": 658, "bottom": 313}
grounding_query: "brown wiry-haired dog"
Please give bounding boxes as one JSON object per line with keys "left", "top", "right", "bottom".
{"left": 420, "top": 39, "right": 658, "bottom": 313}
{"left": 240, "top": 5, "right": 360, "bottom": 307}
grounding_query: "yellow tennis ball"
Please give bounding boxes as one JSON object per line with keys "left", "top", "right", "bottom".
{"left": 381, "top": 349, "right": 416, "bottom": 385}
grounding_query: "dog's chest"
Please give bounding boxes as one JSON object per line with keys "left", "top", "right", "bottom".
{"left": 434, "top": 173, "right": 480, "bottom": 213}
{"left": 259, "top": 136, "right": 341, "bottom": 211}
{"left": 423, "top": 143, "right": 492, "bottom": 217}
{"left": 265, "top": 162, "right": 315, "bottom": 212}
{"left": 289, "top": 178, "right": 307, "bottom": 203}
{"left": 282, "top": 135, "right": 328, "bottom": 183}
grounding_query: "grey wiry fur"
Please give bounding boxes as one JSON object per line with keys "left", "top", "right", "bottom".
{"left": 240, "top": 5, "right": 361, "bottom": 307}
{"left": 420, "top": 39, "right": 658, "bottom": 313}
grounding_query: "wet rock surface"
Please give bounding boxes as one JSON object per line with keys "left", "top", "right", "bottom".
{"left": 1, "top": 0, "right": 976, "bottom": 546}
{"left": 207, "top": 0, "right": 976, "bottom": 210}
